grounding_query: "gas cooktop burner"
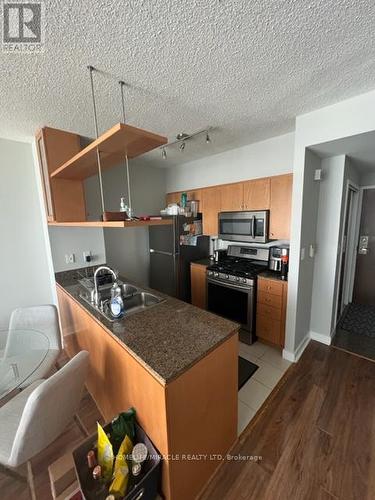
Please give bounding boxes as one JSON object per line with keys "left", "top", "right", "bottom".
{"left": 207, "top": 258, "right": 267, "bottom": 286}
{"left": 207, "top": 258, "right": 265, "bottom": 277}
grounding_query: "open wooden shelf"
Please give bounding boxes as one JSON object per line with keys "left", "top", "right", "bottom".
{"left": 50, "top": 123, "right": 167, "bottom": 180}
{"left": 48, "top": 219, "right": 172, "bottom": 228}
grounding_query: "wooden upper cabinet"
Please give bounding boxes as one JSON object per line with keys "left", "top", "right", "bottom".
{"left": 35, "top": 127, "right": 86, "bottom": 222}
{"left": 243, "top": 178, "right": 270, "bottom": 210}
{"left": 269, "top": 174, "right": 293, "bottom": 240}
{"left": 166, "top": 192, "right": 181, "bottom": 205}
{"left": 220, "top": 183, "right": 243, "bottom": 211}
{"left": 201, "top": 186, "right": 221, "bottom": 236}
{"left": 187, "top": 189, "right": 202, "bottom": 201}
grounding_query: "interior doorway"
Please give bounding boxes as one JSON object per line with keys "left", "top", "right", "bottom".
{"left": 333, "top": 185, "right": 375, "bottom": 360}
{"left": 352, "top": 187, "right": 375, "bottom": 304}
{"left": 336, "top": 183, "right": 360, "bottom": 321}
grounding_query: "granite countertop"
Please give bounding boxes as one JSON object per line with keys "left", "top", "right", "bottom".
{"left": 258, "top": 270, "right": 288, "bottom": 282}
{"left": 191, "top": 258, "right": 213, "bottom": 267}
{"left": 56, "top": 267, "right": 238, "bottom": 385}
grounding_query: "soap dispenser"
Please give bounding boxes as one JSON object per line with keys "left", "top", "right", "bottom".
{"left": 110, "top": 281, "right": 124, "bottom": 318}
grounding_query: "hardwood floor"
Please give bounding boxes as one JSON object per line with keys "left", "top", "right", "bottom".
{"left": 1, "top": 342, "right": 374, "bottom": 499}
{"left": 201, "top": 341, "right": 375, "bottom": 500}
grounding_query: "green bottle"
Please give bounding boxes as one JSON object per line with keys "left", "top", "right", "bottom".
{"left": 181, "top": 192, "right": 187, "bottom": 208}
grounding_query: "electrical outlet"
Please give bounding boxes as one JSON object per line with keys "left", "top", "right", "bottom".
{"left": 65, "top": 253, "right": 75, "bottom": 264}
{"left": 83, "top": 251, "right": 92, "bottom": 263}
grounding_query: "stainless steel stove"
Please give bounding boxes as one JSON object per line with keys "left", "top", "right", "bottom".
{"left": 206, "top": 245, "right": 269, "bottom": 344}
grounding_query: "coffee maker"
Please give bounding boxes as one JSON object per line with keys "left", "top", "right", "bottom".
{"left": 269, "top": 246, "right": 289, "bottom": 279}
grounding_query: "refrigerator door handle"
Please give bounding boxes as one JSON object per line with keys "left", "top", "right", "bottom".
{"left": 150, "top": 249, "right": 175, "bottom": 257}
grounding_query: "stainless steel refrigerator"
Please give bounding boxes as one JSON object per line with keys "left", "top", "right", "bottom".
{"left": 149, "top": 215, "right": 210, "bottom": 302}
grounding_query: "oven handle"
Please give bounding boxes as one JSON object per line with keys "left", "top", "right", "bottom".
{"left": 207, "top": 277, "right": 252, "bottom": 292}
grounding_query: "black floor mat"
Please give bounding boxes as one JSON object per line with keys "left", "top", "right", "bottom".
{"left": 238, "top": 356, "right": 258, "bottom": 390}
{"left": 339, "top": 303, "right": 375, "bottom": 338}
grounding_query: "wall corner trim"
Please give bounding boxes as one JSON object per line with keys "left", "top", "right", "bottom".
{"left": 309, "top": 330, "right": 332, "bottom": 345}
{"left": 282, "top": 334, "right": 310, "bottom": 363}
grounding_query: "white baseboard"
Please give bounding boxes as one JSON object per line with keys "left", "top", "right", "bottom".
{"left": 309, "top": 330, "right": 332, "bottom": 345}
{"left": 282, "top": 334, "right": 310, "bottom": 363}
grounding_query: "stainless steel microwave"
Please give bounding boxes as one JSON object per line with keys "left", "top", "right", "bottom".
{"left": 218, "top": 210, "right": 269, "bottom": 243}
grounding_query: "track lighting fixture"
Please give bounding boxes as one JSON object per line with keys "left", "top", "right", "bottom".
{"left": 159, "top": 126, "right": 213, "bottom": 160}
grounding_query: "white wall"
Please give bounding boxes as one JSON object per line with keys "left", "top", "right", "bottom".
{"left": 48, "top": 227, "right": 106, "bottom": 272}
{"left": 0, "top": 138, "right": 55, "bottom": 327}
{"left": 286, "top": 88, "right": 375, "bottom": 359}
{"left": 284, "top": 149, "right": 321, "bottom": 358}
{"left": 309, "top": 155, "right": 346, "bottom": 342}
{"left": 166, "top": 132, "right": 295, "bottom": 192}
{"left": 85, "top": 162, "right": 167, "bottom": 286}
{"left": 360, "top": 171, "right": 375, "bottom": 186}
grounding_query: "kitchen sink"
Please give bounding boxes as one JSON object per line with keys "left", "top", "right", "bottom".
{"left": 79, "top": 286, "right": 165, "bottom": 323}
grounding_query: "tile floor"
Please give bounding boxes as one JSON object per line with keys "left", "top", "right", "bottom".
{"left": 237, "top": 340, "right": 292, "bottom": 435}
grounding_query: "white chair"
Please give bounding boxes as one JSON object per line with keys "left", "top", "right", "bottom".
{"left": 6, "top": 305, "right": 63, "bottom": 387}
{"left": 0, "top": 350, "right": 89, "bottom": 499}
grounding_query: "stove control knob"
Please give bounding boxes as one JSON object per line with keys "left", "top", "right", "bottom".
{"left": 214, "top": 272, "right": 219, "bottom": 278}
{"left": 242, "top": 278, "right": 247, "bottom": 284}
{"left": 236, "top": 277, "right": 240, "bottom": 282}
{"left": 225, "top": 274, "right": 229, "bottom": 279}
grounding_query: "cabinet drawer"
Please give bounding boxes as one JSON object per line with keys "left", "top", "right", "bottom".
{"left": 256, "top": 314, "right": 281, "bottom": 345}
{"left": 257, "top": 303, "right": 282, "bottom": 321}
{"left": 257, "top": 290, "right": 282, "bottom": 309}
{"left": 258, "top": 278, "right": 283, "bottom": 296}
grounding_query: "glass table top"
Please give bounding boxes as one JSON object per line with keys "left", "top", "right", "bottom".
{"left": 0, "top": 328, "right": 50, "bottom": 399}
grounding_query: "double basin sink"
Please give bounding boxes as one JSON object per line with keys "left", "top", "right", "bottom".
{"left": 79, "top": 282, "right": 165, "bottom": 323}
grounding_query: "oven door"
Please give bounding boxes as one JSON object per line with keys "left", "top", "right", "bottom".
{"left": 207, "top": 278, "right": 255, "bottom": 334}
{"left": 218, "top": 211, "right": 269, "bottom": 243}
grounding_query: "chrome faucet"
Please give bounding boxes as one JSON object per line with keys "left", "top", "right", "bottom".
{"left": 92, "top": 265, "right": 119, "bottom": 306}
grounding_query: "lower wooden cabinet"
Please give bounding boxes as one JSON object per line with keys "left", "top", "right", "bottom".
{"left": 256, "top": 276, "right": 288, "bottom": 347}
{"left": 190, "top": 262, "right": 208, "bottom": 309}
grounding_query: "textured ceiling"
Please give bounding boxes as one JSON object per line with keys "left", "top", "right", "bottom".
{"left": 1, "top": 0, "right": 375, "bottom": 167}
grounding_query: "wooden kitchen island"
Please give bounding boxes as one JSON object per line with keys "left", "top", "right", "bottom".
{"left": 56, "top": 269, "right": 238, "bottom": 500}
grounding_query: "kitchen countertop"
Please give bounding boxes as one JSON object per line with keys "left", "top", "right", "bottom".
{"left": 191, "top": 258, "right": 213, "bottom": 267}
{"left": 55, "top": 267, "right": 238, "bottom": 385}
{"left": 258, "top": 270, "right": 288, "bottom": 282}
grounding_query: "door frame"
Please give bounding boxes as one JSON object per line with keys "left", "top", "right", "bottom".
{"left": 349, "top": 184, "right": 375, "bottom": 305}
{"left": 334, "top": 180, "right": 360, "bottom": 322}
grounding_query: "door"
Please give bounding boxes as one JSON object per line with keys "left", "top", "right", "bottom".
{"left": 269, "top": 174, "right": 293, "bottom": 239}
{"left": 149, "top": 252, "right": 178, "bottom": 297}
{"left": 220, "top": 183, "right": 243, "bottom": 211}
{"left": 207, "top": 279, "right": 252, "bottom": 329}
{"left": 243, "top": 178, "right": 270, "bottom": 210}
{"left": 166, "top": 192, "right": 181, "bottom": 205}
{"left": 336, "top": 185, "right": 358, "bottom": 319}
{"left": 201, "top": 187, "right": 221, "bottom": 235}
{"left": 36, "top": 130, "right": 55, "bottom": 221}
{"left": 353, "top": 188, "right": 375, "bottom": 305}
{"left": 149, "top": 219, "right": 177, "bottom": 254}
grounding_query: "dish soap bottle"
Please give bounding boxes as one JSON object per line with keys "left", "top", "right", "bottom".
{"left": 110, "top": 282, "right": 125, "bottom": 318}
{"left": 120, "top": 197, "right": 128, "bottom": 213}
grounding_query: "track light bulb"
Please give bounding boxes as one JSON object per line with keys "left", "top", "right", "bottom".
{"left": 162, "top": 147, "right": 167, "bottom": 159}
{"left": 179, "top": 141, "right": 186, "bottom": 152}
